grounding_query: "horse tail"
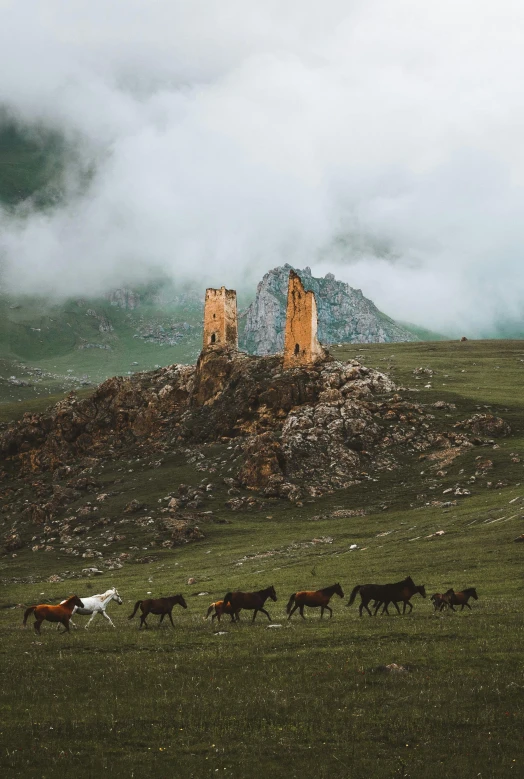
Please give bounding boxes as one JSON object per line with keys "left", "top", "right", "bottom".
{"left": 205, "top": 604, "right": 215, "bottom": 620}
{"left": 128, "top": 601, "right": 142, "bottom": 620}
{"left": 23, "top": 606, "right": 36, "bottom": 626}
{"left": 347, "top": 585, "right": 362, "bottom": 606}
{"left": 286, "top": 593, "right": 296, "bottom": 614}
{"left": 223, "top": 592, "right": 233, "bottom": 608}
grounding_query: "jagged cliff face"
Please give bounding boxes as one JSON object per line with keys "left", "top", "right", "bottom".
{"left": 242, "top": 265, "right": 418, "bottom": 355}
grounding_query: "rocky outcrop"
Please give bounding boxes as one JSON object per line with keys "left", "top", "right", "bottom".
{"left": 0, "top": 347, "right": 480, "bottom": 504}
{"left": 242, "top": 264, "right": 418, "bottom": 355}
{"left": 105, "top": 288, "right": 141, "bottom": 309}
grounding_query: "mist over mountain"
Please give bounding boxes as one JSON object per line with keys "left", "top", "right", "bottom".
{"left": 1, "top": 1, "right": 524, "bottom": 337}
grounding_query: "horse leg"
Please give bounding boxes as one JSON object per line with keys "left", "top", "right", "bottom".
{"left": 288, "top": 604, "right": 299, "bottom": 620}
{"left": 325, "top": 605, "right": 333, "bottom": 619}
{"left": 252, "top": 610, "right": 258, "bottom": 622}
{"left": 85, "top": 611, "right": 97, "bottom": 629}
{"left": 392, "top": 601, "right": 401, "bottom": 615}
{"left": 102, "top": 610, "right": 116, "bottom": 628}
{"left": 373, "top": 601, "right": 382, "bottom": 616}
{"left": 34, "top": 620, "right": 43, "bottom": 634}
{"left": 465, "top": 603, "right": 472, "bottom": 610}
{"left": 61, "top": 618, "right": 70, "bottom": 633}
{"left": 168, "top": 610, "right": 176, "bottom": 628}
{"left": 405, "top": 601, "right": 413, "bottom": 614}
{"left": 259, "top": 608, "right": 272, "bottom": 621}
{"left": 159, "top": 613, "right": 166, "bottom": 625}
{"left": 363, "top": 602, "right": 373, "bottom": 617}
{"left": 139, "top": 612, "right": 148, "bottom": 629}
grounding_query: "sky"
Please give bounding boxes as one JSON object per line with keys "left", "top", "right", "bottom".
{"left": 0, "top": 0, "right": 523, "bottom": 335}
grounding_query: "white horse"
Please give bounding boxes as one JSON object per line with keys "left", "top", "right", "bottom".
{"left": 60, "top": 588, "right": 123, "bottom": 629}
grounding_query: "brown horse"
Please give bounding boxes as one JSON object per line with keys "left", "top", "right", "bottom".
{"left": 222, "top": 585, "right": 277, "bottom": 622}
{"left": 373, "top": 580, "right": 427, "bottom": 615}
{"left": 23, "top": 595, "right": 84, "bottom": 634}
{"left": 286, "top": 583, "right": 344, "bottom": 620}
{"left": 205, "top": 600, "right": 239, "bottom": 623}
{"left": 347, "top": 577, "right": 424, "bottom": 616}
{"left": 440, "top": 588, "right": 478, "bottom": 611}
{"left": 128, "top": 595, "right": 187, "bottom": 628}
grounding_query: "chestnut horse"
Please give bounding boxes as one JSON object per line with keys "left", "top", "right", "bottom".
{"left": 128, "top": 595, "right": 187, "bottom": 628}
{"left": 286, "top": 583, "right": 344, "bottom": 620}
{"left": 347, "top": 577, "right": 424, "bottom": 616}
{"left": 23, "top": 595, "right": 84, "bottom": 634}
{"left": 205, "top": 600, "right": 239, "bottom": 623}
{"left": 222, "top": 585, "right": 277, "bottom": 622}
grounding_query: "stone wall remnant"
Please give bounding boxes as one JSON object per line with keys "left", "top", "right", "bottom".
{"left": 283, "top": 270, "right": 324, "bottom": 368}
{"left": 203, "top": 287, "right": 238, "bottom": 350}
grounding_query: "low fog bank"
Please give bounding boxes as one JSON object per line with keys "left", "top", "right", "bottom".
{"left": 1, "top": 1, "right": 524, "bottom": 337}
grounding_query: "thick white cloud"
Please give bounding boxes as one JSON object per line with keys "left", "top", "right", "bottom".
{"left": 1, "top": 0, "right": 523, "bottom": 334}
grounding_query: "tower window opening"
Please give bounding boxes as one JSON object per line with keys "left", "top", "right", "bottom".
{"left": 211, "top": 333, "right": 216, "bottom": 344}
{"left": 294, "top": 343, "right": 300, "bottom": 356}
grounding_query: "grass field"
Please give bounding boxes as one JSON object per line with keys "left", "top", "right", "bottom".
{"left": 1, "top": 340, "right": 524, "bottom": 778}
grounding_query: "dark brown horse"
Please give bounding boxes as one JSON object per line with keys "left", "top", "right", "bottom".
{"left": 205, "top": 600, "right": 239, "bottom": 623}
{"left": 128, "top": 595, "right": 187, "bottom": 628}
{"left": 347, "top": 577, "right": 424, "bottom": 616}
{"left": 23, "top": 595, "right": 84, "bottom": 634}
{"left": 373, "top": 580, "right": 426, "bottom": 615}
{"left": 440, "top": 588, "right": 478, "bottom": 611}
{"left": 222, "top": 585, "right": 277, "bottom": 622}
{"left": 286, "top": 583, "right": 344, "bottom": 620}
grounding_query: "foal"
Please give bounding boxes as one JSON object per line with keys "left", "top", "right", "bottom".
{"left": 128, "top": 595, "right": 187, "bottom": 628}
{"left": 286, "top": 583, "right": 344, "bottom": 620}
{"left": 205, "top": 600, "right": 239, "bottom": 623}
{"left": 23, "top": 595, "right": 84, "bottom": 634}
{"left": 222, "top": 585, "right": 277, "bottom": 622}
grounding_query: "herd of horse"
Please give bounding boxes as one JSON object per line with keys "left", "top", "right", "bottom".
{"left": 21, "top": 577, "right": 479, "bottom": 633}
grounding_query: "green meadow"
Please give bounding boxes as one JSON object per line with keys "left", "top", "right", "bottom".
{"left": 1, "top": 340, "right": 524, "bottom": 778}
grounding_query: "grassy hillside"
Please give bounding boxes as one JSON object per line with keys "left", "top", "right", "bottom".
{"left": 0, "top": 291, "right": 204, "bottom": 405}
{"left": 1, "top": 340, "right": 524, "bottom": 777}
{"left": 0, "top": 116, "right": 65, "bottom": 207}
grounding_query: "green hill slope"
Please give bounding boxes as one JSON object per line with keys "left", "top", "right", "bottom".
{"left": 0, "top": 290, "right": 204, "bottom": 404}
{"left": 1, "top": 339, "right": 524, "bottom": 777}
{"left": 0, "top": 114, "right": 65, "bottom": 207}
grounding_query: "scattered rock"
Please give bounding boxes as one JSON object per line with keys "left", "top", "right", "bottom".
{"left": 373, "top": 663, "right": 412, "bottom": 674}
{"left": 124, "top": 499, "right": 146, "bottom": 514}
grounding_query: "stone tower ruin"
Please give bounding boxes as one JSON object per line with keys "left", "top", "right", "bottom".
{"left": 203, "top": 286, "right": 238, "bottom": 350}
{"left": 283, "top": 270, "right": 324, "bottom": 368}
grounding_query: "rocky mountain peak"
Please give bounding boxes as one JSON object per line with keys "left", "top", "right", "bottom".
{"left": 241, "top": 264, "right": 417, "bottom": 355}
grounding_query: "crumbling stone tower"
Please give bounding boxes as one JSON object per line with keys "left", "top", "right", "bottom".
{"left": 283, "top": 270, "right": 324, "bottom": 368}
{"left": 203, "top": 286, "right": 238, "bottom": 350}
